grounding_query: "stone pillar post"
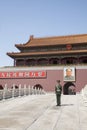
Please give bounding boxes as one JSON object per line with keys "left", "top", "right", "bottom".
{"left": 12, "top": 84, "right": 15, "bottom": 98}
{"left": 24, "top": 84, "right": 27, "bottom": 96}
{"left": 19, "top": 84, "right": 21, "bottom": 97}
{"left": 3, "top": 84, "right": 7, "bottom": 100}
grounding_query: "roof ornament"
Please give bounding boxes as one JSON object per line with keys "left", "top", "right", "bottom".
{"left": 30, "top": 35, "right": 34, "bottom": 40}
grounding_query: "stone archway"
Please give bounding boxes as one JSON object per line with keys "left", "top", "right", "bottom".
{"left": 0, "top": 84, "right": 3, "bottom": 90}
{"left": 11, "top": 85, "right": 19, "bottom": 89}
{"left": 33, "top": 84, "right": 43, "bottom": 90}
{"left": 63, "top": 82, "right": 76, "bottom": 95}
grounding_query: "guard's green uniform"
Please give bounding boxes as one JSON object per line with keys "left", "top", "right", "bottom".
{"left": 55, "top": 84, "right": 62, "bottom": 106}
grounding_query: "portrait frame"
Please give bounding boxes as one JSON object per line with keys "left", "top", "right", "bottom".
{"left": 64, "top": 67, "right": 75, "bottom": 81}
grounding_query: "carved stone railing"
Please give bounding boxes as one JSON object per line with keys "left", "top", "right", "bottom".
{"left": 81, "top": 84, "right": 87, "bottom": 103}
{"left": 0, "top": 84, "right": 46, "bottom": 101}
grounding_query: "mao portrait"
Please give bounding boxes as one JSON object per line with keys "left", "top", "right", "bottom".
{"left": 64, "top": 67, "right": 75, "bottom": 81}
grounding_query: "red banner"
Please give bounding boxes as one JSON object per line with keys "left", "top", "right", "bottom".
{"left": 0, "top": 71, "right": 46, "bottom": 78}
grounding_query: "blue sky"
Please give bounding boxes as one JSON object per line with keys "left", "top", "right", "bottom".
{"left": 0, "top": 0, "right": 87, "bottom": 67}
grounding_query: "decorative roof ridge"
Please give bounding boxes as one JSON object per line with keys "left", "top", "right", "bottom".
{"left": 30, "top": 33, "right": 87, "bottom": 40}
{"left": 15, "top": 35, "right": 34, "bottom": 47}
{"left": 15, "top": 33, "right": 87, "bottom": 48}
{"left": 16, "top": 34, "right": 87, "bottom": 45}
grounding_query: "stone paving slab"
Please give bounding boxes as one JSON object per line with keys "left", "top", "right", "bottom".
{"left": 0, "top": 93, "right": 87, "bottom": 130}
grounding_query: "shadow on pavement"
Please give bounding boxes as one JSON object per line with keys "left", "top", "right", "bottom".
{"left": 51, "top": 103, "right": 74, "bottom": 109}
{"left": 61, "top": 104, "right": 74, "bottom": 106}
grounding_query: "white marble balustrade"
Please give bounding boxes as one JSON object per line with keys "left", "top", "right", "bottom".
{"left": 0, "top": 84, "right": 45, "bottom": 101}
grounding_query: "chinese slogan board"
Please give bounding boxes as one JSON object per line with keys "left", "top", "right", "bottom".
{"left": 0, "top": 71, "right": 46, "bottom": 78}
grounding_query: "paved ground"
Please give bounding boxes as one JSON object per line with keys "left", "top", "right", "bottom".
{"left": 0, "top": 93, "right": 87, "bottom": 130}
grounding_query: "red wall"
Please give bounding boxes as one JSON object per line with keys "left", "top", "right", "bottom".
{"left": 0, "top": 67, "right": 87, "bottom": 92}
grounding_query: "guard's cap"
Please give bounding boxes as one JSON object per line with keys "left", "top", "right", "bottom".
{"left": 57, "top": 80, "right": 60, "bottom": 83}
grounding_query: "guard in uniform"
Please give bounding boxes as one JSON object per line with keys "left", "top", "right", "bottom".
{"left": 55, "top": 80, "right": 62, "bottom": 106}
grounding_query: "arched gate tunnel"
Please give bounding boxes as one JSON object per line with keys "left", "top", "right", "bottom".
{"left": 63, "top": 82, "right": 76, "bottom": 95}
